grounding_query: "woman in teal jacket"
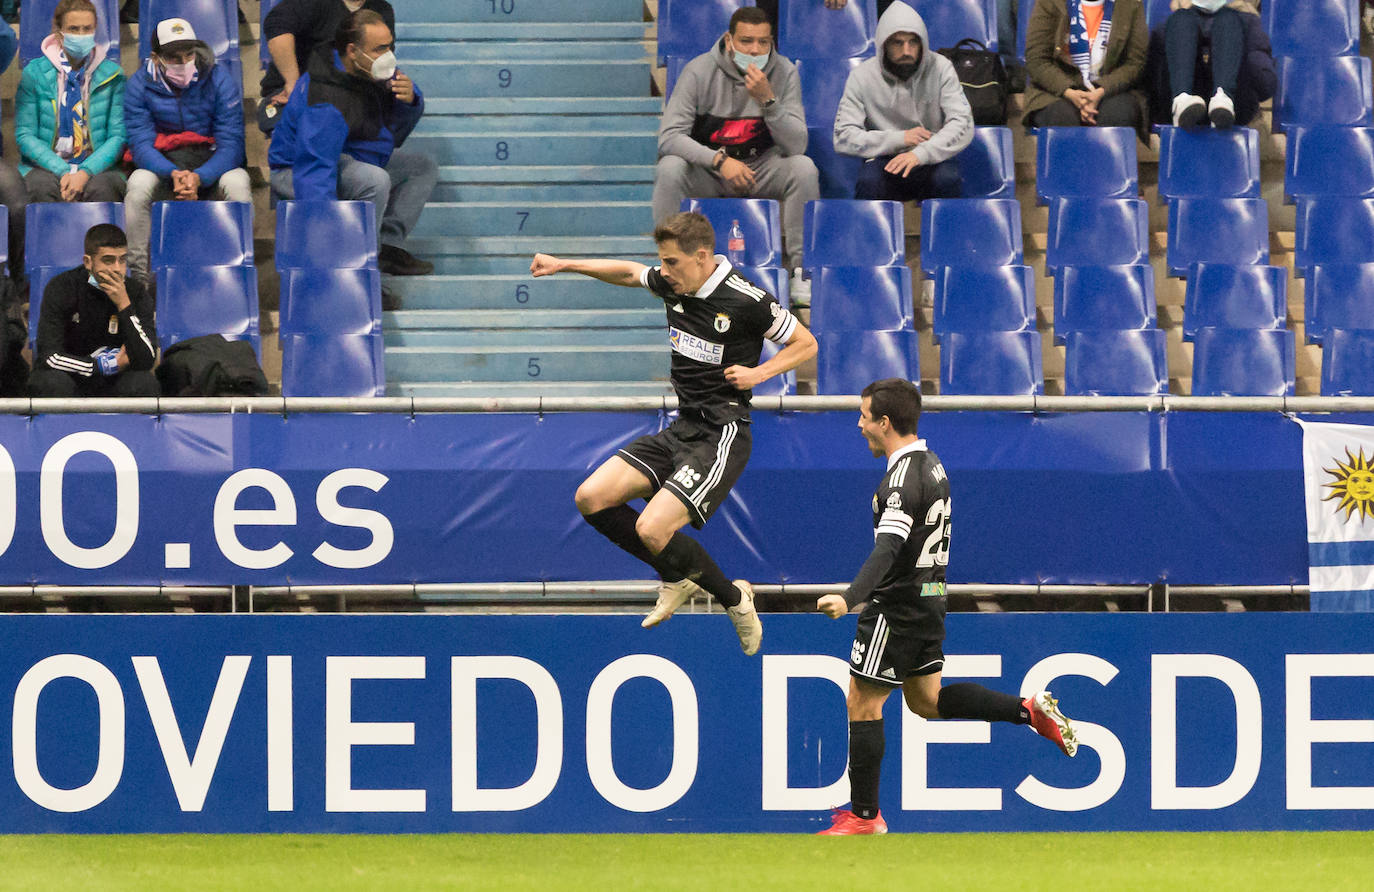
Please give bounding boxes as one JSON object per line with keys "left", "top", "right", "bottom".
{"left": 16, "top": 0, "right": 126, "bottom": 203}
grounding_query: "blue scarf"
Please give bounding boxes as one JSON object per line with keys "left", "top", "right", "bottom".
{"left": 54, "top": 56, "right": 91, "bottom": 162}
{"left": 1067, "top": 0, "right": 1114, "bottom": 89}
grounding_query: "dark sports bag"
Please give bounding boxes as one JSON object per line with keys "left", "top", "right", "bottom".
{"left": 157, "top": 334, "right": 270, "bottom": 397}
{"left": 938, "top": 38, "right": 1010, "bottom": 125}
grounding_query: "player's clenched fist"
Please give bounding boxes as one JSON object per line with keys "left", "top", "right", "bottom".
{"left": 530, "top": 253, "right": 564, "bottom": 277}
{"left": 816, "top": 594, "right": 848, "bottom": 618}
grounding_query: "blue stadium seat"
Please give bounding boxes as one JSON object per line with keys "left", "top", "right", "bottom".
{"left": 803, "top": 199, "right": 905, "bottom": 269}
{"left": 24, "top": 202, "right": 125, "bottom": 275}
{"left": 139, "top": 0, "right": 238, "bottom": 61}
{"left": 780, "top": 0, "right": 876, "bottom": 59}
{"left": 1144, "top": 0, "right": 1174, "bottom": 29}
{"left": 1045, "top": 198, "right": 1149, "bottom": 271}
{"left": 909, "top": 0, "right": 997, "bottom": 52}
{"left": 1016, "top": 0, "right": 1033, "bottom": 61}
{"left": 280, "top": 333, "right": 385, "bottom": 397}
{"left": 957, "top": 127, "right": 1016, "bottom": 199}
{"left": 26, "top": 267, "right": 65, "bottom": 349}
{"left": 149, "top": 201, "right": 253, "bottom": 269}
{"left": 796, "top": 57, "right": 866, "bottom": 198}
{"left": 260, "top": 0, "right": 282, "bottom": 67}
{"left": 1166, "top": 198, "right": 1269, "bottom": 277}
{"left": 1182, "top": 264, "right": 1286, "bottom": 342}
{"left": 274, "top": 201, "right": 378, "bottom": 270}
{"left": 809, "top": 265, "right": 914, "bottom": 332}
{"left": 658, "top": 0, "right": 748, "bottom": 65}
{"left": 1283, "top": 126, "right": 1374, "bottom": 204}
{"left": 1321, "top": 328, "right": 1374, "bottom": 396}
{"left": 1306, "top": 263, "right": 1374, "bottom": 345}
{"left": 1191, "top": 328, "right": 1296, "bottom": 397}
{"left": 1294, "top": 198, "right": 1374, "bottom": 273}
{"left": 940, "top": 330, "right": 1043, "bottom": 395}
{"left": 732, "top": 264, "right": 790, "bottom": 306}
{"left": 681, "top": 198, "right": 782, "bottom": 268}
{"left": 1274, "top": 55, "right": 1374, "bottom": 130}
{"left": 1262, "top": 0, "right": 1360, "bottom": 57}
{"left": 0, "top": 208, "right": 8, "bottom": 272}
{"left": 1053, "top": 264, "right": 1157, "bottom": 344}
{"left": 1034, "top": 127, "right": 1139, "bottom": 205}
{"left": 1064, "top": 329, "right": 1168, "bottom": 396}
{"left": 20, "top": 0, "right": 118, "bottom": 64}
{"left": 816, "top": 329, "right": 917, "bottom": 394}
{"left": 664, "top": 55, "right": 690, "bottom": 100}
{"left": 932, "top": 265, "right": 1036, "bottom": 342}
{"left": 279, "top": 268, "right": 382, "bottom": 337}
{"left": 919, "top": 198, "right": 1022, "bottom": 274}
{"left": 754, "top": 339, "right": 796, "bottom": 396}
{"left": 1156, "top": 126, "right": 1260, "bottom": 202}
{"left": 154, "top": 265, "right": 260, "bottom": 353}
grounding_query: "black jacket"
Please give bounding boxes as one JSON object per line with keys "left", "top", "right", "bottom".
{"left": 1146, "top": 9, "right": 1277, "bottom": 127}
{"left": 261, "top": 0, "right": 396, "bottom": 99}
{"left": 36, "top": 268, "right": 157, "bottom": 378}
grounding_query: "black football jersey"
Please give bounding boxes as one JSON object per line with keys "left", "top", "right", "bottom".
{"left": 869, "top": 440, "right": 950, "bottom": 633}
{"left": 640, "top": 258, "right": 799, "bottom": 425}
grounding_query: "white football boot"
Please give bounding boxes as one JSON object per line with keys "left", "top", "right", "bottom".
{"left": 726, "top": 580, "right": 763, "bottom": 656}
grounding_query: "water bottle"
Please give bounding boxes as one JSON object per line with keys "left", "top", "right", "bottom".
{"left": 727, "top": 219, "right": 746, "bottom": 266}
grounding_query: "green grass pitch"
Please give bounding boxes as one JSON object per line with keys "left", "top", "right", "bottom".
{"left": 1, "top": 832, "right": 1371, "bottom": 891}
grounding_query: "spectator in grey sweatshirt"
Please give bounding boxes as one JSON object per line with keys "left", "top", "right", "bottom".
{"left": 651, "top": 6, "right": 818, "bottom": 280}
{"left": 834, "top": 1, "right": 973, "bottom": 202}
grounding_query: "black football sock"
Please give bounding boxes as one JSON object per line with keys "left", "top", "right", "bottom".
{"left": 654, "top": 532, "right": 741, "bottom": 607}
{"left": 583, "top": 506, "right": 663, "bottom": 577}
{"left": 937, "top": 682, "right": 1031, "bottom": 724}
{"left": 847, "top": 719, "right": 885, "bottom": 820}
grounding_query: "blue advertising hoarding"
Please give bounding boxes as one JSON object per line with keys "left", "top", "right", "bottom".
{"left": 0, "top": 614, "right": 1371, "bottom": 833}
{"left": 0, "top": 410, "right": 1344, "bottom": 586}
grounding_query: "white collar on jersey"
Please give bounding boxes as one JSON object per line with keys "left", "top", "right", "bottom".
{"left": 690, "top": 255, "right": 732, "bottom": 297}
{"left": 886, "top": 438, "right": 927, "bottom": 470}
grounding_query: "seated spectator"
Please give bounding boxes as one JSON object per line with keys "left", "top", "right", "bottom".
{"left": 0, "top": 19, "right": 26, "bottom": 287}
{"left": 29, "top": 223, "right": 158, "bottom": 399}
{"left": 834, "top": 2, "right": 973, "bottom": 202}
{"left": 1023, "top": 0, "right": 1149, "bottom": 141}
{"left": 268, "top": 9, "right": 436, "bottom": 291}
{"left": 652, "top": 6, "right": 818, "bottom": 284}
{"left": 1147, "top": 1, "right": 1274, "bottom": 129}
{"left": 259, "top": 0, "right": 395, "bottom": 133}
{"left": 16, "top": 0, "right": 126, "bottom": 203}
{"left": 123, "top": 18, "right": 252, "bottom": 287}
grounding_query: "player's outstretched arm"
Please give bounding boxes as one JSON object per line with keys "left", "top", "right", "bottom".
{"left": 724, "top": 320, "right": 819, "bottom": 391}
{"left": 530, "top": 253, "right": 648, "bottom": 287}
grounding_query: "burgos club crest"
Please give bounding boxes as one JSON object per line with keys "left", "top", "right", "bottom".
{"left": 1322, "top": 446, "right": 1374, "bottom": 522}
{"left": 714, "top": 313, "right": 731, "bottom": 333}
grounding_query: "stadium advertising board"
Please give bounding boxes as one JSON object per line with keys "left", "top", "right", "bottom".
{"left": 0, "top": 614, "right": 1370, "bottom": 833}
{"left": 0, "top": 411, "right": 1336, "bottom": 586}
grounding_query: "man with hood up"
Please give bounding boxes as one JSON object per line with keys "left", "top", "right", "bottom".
{"left": 834, "top": 1, "right": 973, "bottom": 202}
{"left": 652, "top": 6, "right": 818, "bottom": 286}
{"left": 123, "top": 17, "right": 251, "bottom": 287}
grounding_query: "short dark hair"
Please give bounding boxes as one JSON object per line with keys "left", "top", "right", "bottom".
{"left": 653, "top": 212, "right": 716, "bottom": 255}
{"left": 728, "top": 6, "right": 771, "bottom": 34}
{"left": 336, "top": 9, "right": 388, "bottom": 54}
{"left": 84, "top": 223, "right": 127, "bottom": 256}
{"left": 861, "top": 378, "right": 922, "bottom": 436}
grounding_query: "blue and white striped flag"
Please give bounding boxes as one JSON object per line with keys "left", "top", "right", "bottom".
{"left": 1299, "top": 420, "right": 1374, "bottom": 611}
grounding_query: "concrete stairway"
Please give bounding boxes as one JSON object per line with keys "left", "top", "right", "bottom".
{"left": 385, "top": 0, "right": 672, "bottom": 397}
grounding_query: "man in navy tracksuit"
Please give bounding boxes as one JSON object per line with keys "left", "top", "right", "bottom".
{"left": 268, "top": 8, "right": 436, "bottom": 286}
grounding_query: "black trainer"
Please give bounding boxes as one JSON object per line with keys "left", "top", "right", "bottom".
{"left": 379, "top": 244, "right": 434, "bottom": 276}
{"left": 381, "top": 284, "right": 403, "bottom": 312}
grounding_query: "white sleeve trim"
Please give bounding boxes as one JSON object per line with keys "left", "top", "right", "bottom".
{"left": 764, "top": 308, "right": 799, "bottom": 344}
{"left": 875, "top": 508, "right": 913, "bottom": 540}
{"left": 639, "top": 266, "right": 655, "bottom": 289}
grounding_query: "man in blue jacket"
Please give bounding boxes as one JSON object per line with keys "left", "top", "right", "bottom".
{"left": 123, "top": 18, "right": 250, "bottom": 286}
{"left": 268, "top": 8, "right": 436, "bottom": 282}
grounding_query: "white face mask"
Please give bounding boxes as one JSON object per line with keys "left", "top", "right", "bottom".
{"left": 356, "top": 46, "right": 397, "bottom": 81}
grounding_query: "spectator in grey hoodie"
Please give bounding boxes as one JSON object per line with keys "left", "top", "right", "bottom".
{"left": 834, "top": 1, "right": 973, "bottom": 202}
{"left": 652, "top": 6, "right": 817, "bottom": 277}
